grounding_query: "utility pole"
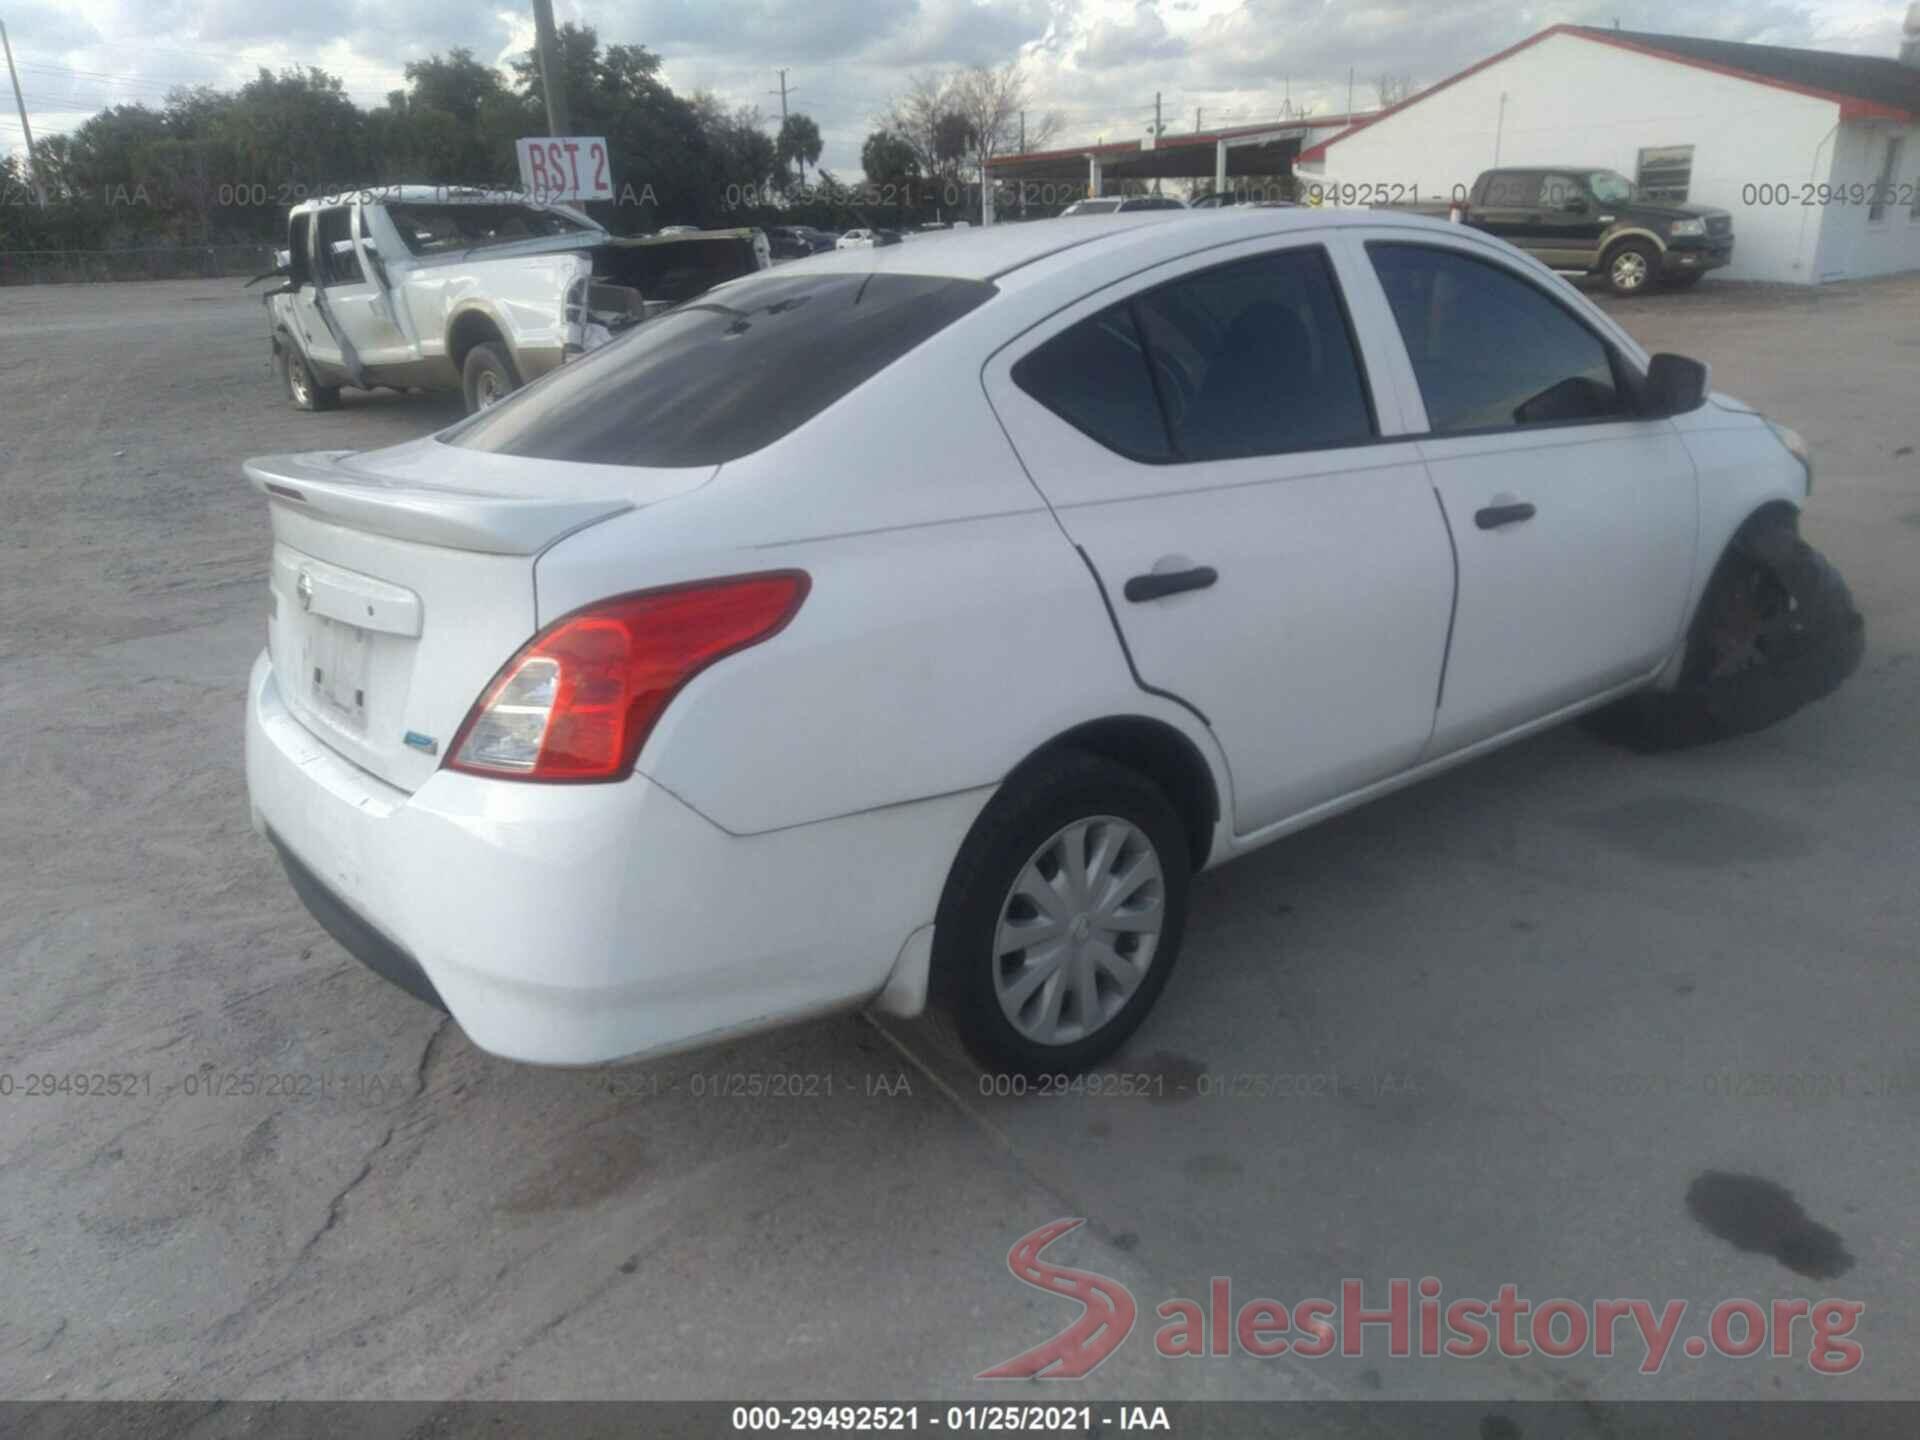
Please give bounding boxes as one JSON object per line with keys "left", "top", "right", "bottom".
{"left": 768, "top": 68, "right": 802, "bottom": 186}
{"left": 2, "top": 19, "right": 45, "bottom": 208}
{"left": 530, "top": 0, "right": 571, "bottom": 136}
{"left": 1195, "top": 107, "right": 1203, "bottom": 132}
{"left": 1347, "top": 66, "right": 1355, "bottom": 118}
{"left": 1151, "top": 91, "right": 1163, "bottom": 194}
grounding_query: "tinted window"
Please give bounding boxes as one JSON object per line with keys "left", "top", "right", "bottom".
{"left": 1538, "top": 173, "right": 1581, "bottom": 207}
{"left": 444, "top": 272, "right": 995, "bottom": 468}
{"left": 1012, "top": 304, "right": 1172, "bottom": 462}
{"left": 1130, "top": 248, "right": 1375, "bottom": 461}
{"left": 1368, "top": 243, "right": 1627, "bottom": 433}
{"left": 1480, "top": 172, "right": 1536, "bottom": 207}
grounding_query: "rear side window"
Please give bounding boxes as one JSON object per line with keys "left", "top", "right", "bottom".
{"left": 1014, "top": 247, "right": 1375, "bottom": 464}
{"left": 1368, "top": 243, "right": 1627, "bottom": 433}
{"left": 1012, "top": 304, "right": 1172, "bottom": 462}
{"left": 1131, "top": 248, "right": 1375, "bottom": 461}
{"left": 443, "top": 272, "right": 995, "bottom": 468}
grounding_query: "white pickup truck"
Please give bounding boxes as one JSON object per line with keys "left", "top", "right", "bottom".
{"left": 261, "top": 185, "right": 771, "bottom": 413}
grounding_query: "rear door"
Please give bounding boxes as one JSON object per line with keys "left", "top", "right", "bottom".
{"left": 1533, "top": 172, "right": 1607, "bottom": 270}
{"left": 985, "top": 234, "right": 1456, "bottom": 836}
{"left": 1360, "top": 237, "right": 1697, "bottom": 753}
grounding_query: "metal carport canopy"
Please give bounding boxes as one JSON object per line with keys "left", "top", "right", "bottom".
{"left": 985, "top": 115, "right": 1375, "bottom": 194}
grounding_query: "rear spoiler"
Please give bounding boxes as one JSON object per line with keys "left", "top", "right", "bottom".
{"left": 244, "top": 452, "right": 632, "bottom": 555}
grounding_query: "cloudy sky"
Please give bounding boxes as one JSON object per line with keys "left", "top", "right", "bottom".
{"left": 1, "top": 0, "right": 1911, "bottom": 177}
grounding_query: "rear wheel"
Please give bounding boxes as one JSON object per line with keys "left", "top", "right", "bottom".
{"left": 280, "top": 337, "right": 340, "bottom": 412}
{"left": 461, "top": 342, "right": 521, "bottom": 414}
{"left": 933, "top": 751, "right": 1190, "bottom": 1078}
{"left": 1604, "top": 240, "right": 1659, "bottom": 296}
{"left": 1584, "top": 516, "right": 1865, "bottom": 751}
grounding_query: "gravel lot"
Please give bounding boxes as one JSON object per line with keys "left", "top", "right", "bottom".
{"left": 1, "top": 272, "right": 1917, "bottom": 1416}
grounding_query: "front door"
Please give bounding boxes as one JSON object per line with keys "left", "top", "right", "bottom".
{"left": 985, "top": 236, "right": 1457, "bottom": 836}
{"left": 1361, "top": 238, "right": 1698, "bottom": 753}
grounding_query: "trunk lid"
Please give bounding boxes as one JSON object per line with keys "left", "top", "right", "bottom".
{"left": 249, "top": 439, "right": 716, "bottom": 791}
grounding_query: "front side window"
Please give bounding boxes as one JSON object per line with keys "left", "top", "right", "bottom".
{"left": 1013, "top": 247, "right": 1375, "bottom": 464}
{"left": 1589, "top": 169, "right": 1636, "bottom": 205}
{"left": 315, "top": 207, "right": 362, "bottom": 286}
{"left": 1368, "top": 243, "right": 1628, "bottom": 433}
{"left": 444, "top": 272, "right": 995, "bottom": 467}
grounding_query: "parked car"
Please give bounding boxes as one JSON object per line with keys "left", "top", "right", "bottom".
{"left": 260, "top": 187, "right": 771, "bottom": 414}
{"left": 245, "top": 207, "right": 1859, "bottom": 1079}
{"left": 1059, "top": 195, "right": 1188, "bottom": 216}
{"left": 836, "top": 228, "right": 903, "bottom": 249}
{"left": 764, "top": 225, "right": 822, "bottom": 260}
{"left": 1382, "top": 166, "right": 1733, "bottom": 294}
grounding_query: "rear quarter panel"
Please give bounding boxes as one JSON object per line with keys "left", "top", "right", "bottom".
{"left": 530, "top": 342, "right": 1228, "bottom": 839}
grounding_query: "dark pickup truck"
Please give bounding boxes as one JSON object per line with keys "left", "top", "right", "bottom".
{"left": 1388, "top": 166, "right": 1733, "bottom": 295}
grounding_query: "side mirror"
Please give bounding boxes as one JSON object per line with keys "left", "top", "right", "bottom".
{"left": 1645, "top": 352, "right": 1709, "bottom": 415}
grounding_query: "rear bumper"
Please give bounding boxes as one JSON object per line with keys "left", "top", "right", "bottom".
{"left": 244, "top": 650, "right": 983, "bottom": 1065}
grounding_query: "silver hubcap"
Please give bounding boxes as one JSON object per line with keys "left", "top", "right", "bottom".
{"left": 993, "top": 816, "right": 1165, "bottom": 1047}
{"left": 288, "top": 362, "right": 309, "bottom": 404}
{"left": 1612, "top": 251, "right": 1648, "bottom": 289}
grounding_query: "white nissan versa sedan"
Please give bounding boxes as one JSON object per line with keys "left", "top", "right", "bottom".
{"left": 245, "top": 209, "right": 1862, "bottom": 1076}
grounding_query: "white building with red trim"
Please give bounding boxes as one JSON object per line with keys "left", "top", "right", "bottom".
{"left": 1295, "top": 21, "right": 1920, "bottom": 285}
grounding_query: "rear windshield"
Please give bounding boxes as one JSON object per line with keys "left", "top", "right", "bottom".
{"left": 442, "top": 272, "right": 997, "bottom": 467}
{"left": 386, "top": 203, "right": 594, "bottom": 255}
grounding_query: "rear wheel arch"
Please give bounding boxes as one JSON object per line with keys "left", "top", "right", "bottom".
{"left": 1005, "top": 716, "right": 1222, "bottom": 871}
{"left": 446, "top": 307, "right": 511, "bottom": 373}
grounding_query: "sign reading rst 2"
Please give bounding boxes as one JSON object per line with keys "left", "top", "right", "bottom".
{"left": 516, "top": 137, "right": 614, "bottom": 204}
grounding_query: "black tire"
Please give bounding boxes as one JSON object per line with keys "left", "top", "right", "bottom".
{"left": 461, "top": 342, "right": 521, "bottom": 414}
{"left": 932, "top": 750, "right": 1191, "bottom": 1078}
{"left": 1603, "top": 239, "right": 1660, "bottom": 296}
{"left": 1583, "top": 516, "right": 1865, "bottom": 752}
{"left": 279, "top": 336, "right": 340, "bottom": 412}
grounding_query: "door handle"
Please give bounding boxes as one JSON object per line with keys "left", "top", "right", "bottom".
{"left": 1475, "top": 501, "right": 1536, "bottom": 530}
{"left": 1124, "top": 565, "right": 1218, "bottom": 602}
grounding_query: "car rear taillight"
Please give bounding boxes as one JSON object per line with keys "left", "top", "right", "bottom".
{"left": 446, "top": 571, "right": 809, "bottom": 782}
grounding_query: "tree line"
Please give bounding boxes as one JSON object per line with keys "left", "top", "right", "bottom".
{"left": 0, "top": 23, "right": 1062, "bottom": 256}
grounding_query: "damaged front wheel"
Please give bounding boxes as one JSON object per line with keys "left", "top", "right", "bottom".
{"left": 1585, "top": 515, "right": 1865, "bottom": 751}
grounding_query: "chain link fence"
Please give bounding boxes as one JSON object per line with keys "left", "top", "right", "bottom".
{"left": 0, "top": 243, "right": 278, "bottom": 286}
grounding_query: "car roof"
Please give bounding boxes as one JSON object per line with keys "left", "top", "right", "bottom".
{"left": 756, "top": 207, "right": 1476, "bottom": 286}
{"left": 287, "top": 184, "right": 598, "bottom": 226}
